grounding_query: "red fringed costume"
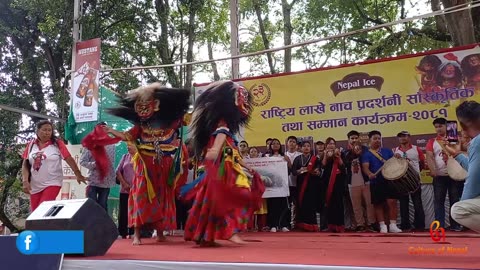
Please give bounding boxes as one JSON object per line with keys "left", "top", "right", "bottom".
{"left": 107, "top": 83, "right": 191, "bottom": 232}
{"left": 125, "top": 124, "right": 188, "bottom": 230}
{"left": 182, "top": 81, "right": 265, "bottom": 245}
{"left": 81, "top": 125, "right": 122, "bottom": 181}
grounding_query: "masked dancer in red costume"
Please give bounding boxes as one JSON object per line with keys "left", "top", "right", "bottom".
{"left": 181, "top": 81, "right": 265, "bottom": 247}
{"left": 105, "top": 83, "right": 191, "bottom": 245}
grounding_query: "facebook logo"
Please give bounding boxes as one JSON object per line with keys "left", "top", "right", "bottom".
{"left": 16, "top": 230, "right": 84, "bottom": 255}
{"left": 16, "top": 231, "right": 39, "bottom": 255}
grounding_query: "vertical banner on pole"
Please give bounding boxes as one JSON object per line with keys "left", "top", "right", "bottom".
{"left": 72, "top": 38, "right": 101, "bottom": 123}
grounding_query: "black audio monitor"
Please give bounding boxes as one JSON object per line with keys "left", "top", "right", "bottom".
{"left": 25, "top": 198, "right": 118, "bottom": 257}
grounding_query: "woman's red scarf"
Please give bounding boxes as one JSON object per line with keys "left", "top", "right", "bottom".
{"left": 298, "top": 155, "right": 317, "bottom": 207}
{"left": 325, "top": 158, "right": 341, "bottom": 207}
{"left": 81, "top": 125, "right": 122, "bottom": 181}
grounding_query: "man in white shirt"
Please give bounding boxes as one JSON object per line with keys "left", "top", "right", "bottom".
{"left": 343, "top": 130, "right": 375, "bottom": 232}
{"left": 426, "top": 118, "right": 464, "bottom": 231}
{"left": 393, "top": 131, "right": 425, "bottom": 231}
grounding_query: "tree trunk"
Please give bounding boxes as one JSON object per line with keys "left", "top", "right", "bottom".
{"left": 185, "top": 4, "right": 197, "bottom": 89}
{"left": 155, "top": 0, "right": 180, "bottom": 87}
{"left": 0, "top": 176, "right": 19, "bottom": 233}
{"left": 178, "top": 0, "right": 184, "bottom": 87}
{"left": 399, "top": 0, "right": 406, "bottom": 19}
{"left": 281, "top": 0, "right": 294, "bottom": 73}
{"left": 440, "top": 0, "right": 476, "bottom": 46}
{"left": 253, "top": 0, "right": 275, "bottom": 74}
{"left": 431, "top": 0, "right": 448, "bottom": 34}
{"left": 179, "top": 32, "right": 184, "bottom": 88}
{"left": 208, "top": 39, "right": 220, "bottom": 81}
{"left": 42, "top": 41, "right": 69, "bottom": 120}
{"left": 471, "top": 6, "right": 480, "bottom": 41}
{"left": 22, "top": 47, "right": 47, "bottom": 115}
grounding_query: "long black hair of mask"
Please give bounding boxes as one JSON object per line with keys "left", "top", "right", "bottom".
{"left": 189, "top": 81, "right": 252, "bottom": 159}
{"left": 107, "top": 86, "right": 191, "bottom": 129}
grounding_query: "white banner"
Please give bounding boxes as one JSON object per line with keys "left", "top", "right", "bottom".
{"left": 58, "top": 144, "right": 88, "bottom": 200}
{"left": 244, "top": 157, "right": 289, "bottom": 198}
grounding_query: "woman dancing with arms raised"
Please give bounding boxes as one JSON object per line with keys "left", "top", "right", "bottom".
{"left": 182, "top": 81, "right": 265, "bottom": 247}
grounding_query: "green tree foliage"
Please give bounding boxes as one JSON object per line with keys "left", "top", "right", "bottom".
{"left": 0, "top": 146, "right": 26, "bottom": 232}
{"left": 291, "top": 0, "right": 452, "bottom": 66}
{"left": 242, "top": 0, "right": 476, "bottom": 71}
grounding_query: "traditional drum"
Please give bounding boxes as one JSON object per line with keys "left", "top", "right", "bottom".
{"left": 447, "top": 156, "right": 467, "bottom": 181}
{"left": 381, "top": 157, "right": 420, "bottom": 196}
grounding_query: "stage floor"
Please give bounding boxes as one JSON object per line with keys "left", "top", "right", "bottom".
{"left": 63, "top": 232, "right": 480, "bottom": 270}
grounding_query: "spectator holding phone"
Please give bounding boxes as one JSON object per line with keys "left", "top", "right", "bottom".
{"left": 426, "top": 118, "right": 463, "bottom": 231}
{"left": 445, "top": 101, "right": 480, "bottom": 233}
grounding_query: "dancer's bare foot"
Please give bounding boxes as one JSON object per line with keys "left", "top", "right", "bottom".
{"left": 132, "top": 227, "right": 142, "bottom": 245}
{"left": 132, "top": 235, "right": 142, "bottom": 245}
{"left": 228, "top": 234, "right": 246, "bottom": 244}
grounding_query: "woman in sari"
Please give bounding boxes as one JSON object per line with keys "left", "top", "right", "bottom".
{"left": 322, "top": 137, "right": 347, "bottom": 232}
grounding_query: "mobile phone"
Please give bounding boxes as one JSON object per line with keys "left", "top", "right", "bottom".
{"left": 446, "top": 120, "right": 459, "bottom": 144}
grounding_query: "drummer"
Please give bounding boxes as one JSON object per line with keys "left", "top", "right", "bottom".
{"left": 393, "top": 131, "right": 426, "bottom": 231}
{"left": 361, "top": 130, "right": 402, "bottom": 233}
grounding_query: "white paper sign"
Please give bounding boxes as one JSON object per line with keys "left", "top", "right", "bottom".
{"left": 244, "top": 157, "right": 289, "bottom": 198}
{"left": 58, "top": 144, "right": 88, "bottom": 200}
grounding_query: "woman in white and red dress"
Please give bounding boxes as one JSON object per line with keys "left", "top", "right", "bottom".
{"left": 21, "top": 120, "right": 86, "bottom": 211}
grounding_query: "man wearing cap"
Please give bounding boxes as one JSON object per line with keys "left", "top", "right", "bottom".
{"left": 393, "top": 131, "right": 426, "bottom": 231}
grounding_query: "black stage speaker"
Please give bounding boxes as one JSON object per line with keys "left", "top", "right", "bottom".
{"left": 25, "top": 198, "right": 118, "bottom": 257}
{"left": 0, "top": 235, "right": 63, "bottom": 270}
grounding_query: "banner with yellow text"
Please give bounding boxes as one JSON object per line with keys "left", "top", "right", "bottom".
{"left": 198, "top": 45, "right": 480, "bottom": 146}
{"left": 194, "top": 45, "right": 480, "bottom": 184}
